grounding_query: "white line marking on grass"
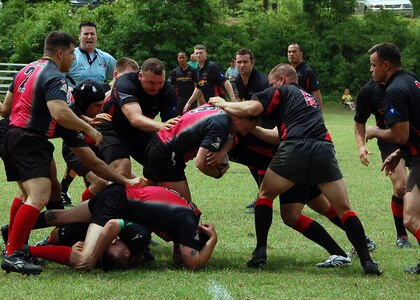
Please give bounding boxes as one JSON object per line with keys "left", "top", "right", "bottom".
{"left": 207, "top": 280, "right": 233, "bottom": 300}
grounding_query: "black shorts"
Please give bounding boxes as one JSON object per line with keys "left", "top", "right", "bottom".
{"left": 0, "top": 117, "right": 9, "bottom": 160}
{"left": 62, "top": 142, "right": 104, "bottom": 177}
{"left": 269, "top": 140, "right": 343, "bottom": 185}
{"left": 228, "top": 134, "right": 275, "bottom": 170}
{"left": 378, "top": 141, "right": 400, "bottom": 162}
{"left": 280, "top": 184, "right": 322, "bottom": 205}
{"left": 57, "top": 223, "right": 90, "bottom": 246}
{"left": 4, "top": 127, "right": 54, "bottom": 182}
{"left": 143, "top": 135, "right": 186, "bottom": 182}
{"left": 98, "top": 123, "right": 154, "bottom": 165}
{"left": 405, "top": 154, "right": 420, "bottom": 192}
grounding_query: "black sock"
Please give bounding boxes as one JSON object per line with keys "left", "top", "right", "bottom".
{"left": 32, "top": 211, "right": 48, "bottom": 229}
{"left": 254, "top": 198, "right": 273, "bottom": 249}
{"left": 391, "top": 195, "right": 408, "bottom": 238}
{"left": 294, "top": 215, "right": 347, "bottom": 257}
{"left": 342, "top": 212, "right": 371, "bottom": 265}
{"left": 61, "top": 165, "right": 76, "bottom": 194}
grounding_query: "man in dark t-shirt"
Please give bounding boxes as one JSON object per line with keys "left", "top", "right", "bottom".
{"left": 98, "top": 58, "right": 178, "bottom": 178}
{"left": 354, "top": 79, "right": 411, "bottom": 248}
{"left": 168, "top": 51, "right": 198, "bottom": 116}
{"left": 210, "top": 63, "right": 382, "bottom": 276}
{"left": 288, "top": 43, "right": 323, "bottom": 108}
{"left": 365, "top": 43, "right": 420, "bottom": 274}
{"left": 183, "top": 44, "right": 236, "bottom": 113}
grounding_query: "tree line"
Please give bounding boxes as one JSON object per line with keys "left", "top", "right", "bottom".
{"left": 0, "top": 0, "right": 418, "bottom": 97}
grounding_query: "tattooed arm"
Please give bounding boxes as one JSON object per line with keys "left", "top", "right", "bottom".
{"left": 44, "top": 201, "right": 92, "bottom": 226}
{"left": 179, "top": 223, "right": 217, "bottom": 270}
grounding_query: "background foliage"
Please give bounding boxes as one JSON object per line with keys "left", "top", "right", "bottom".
{"left": 0, "top": 0, "right": 418, "bottom": 96}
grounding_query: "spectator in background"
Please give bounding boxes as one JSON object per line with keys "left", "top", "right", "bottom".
{"left": 183, "top": 44, "right": 236, "bottom": 113}
{"left": 225, "top": 58, "right": 239, "bottom": 99}
{"left": 287, "top": 43, "right": 323, "bottom": 108}
{"left": 168, "top": 51, "right": 198, "bottom": 116}
{"left": 187, "top": 53, "right": 199, "bottom": 70}
{"left": 341, "top": 88, "right": 355, "bottom": 110}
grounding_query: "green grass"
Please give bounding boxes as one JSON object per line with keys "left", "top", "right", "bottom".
{"left": 0, "top": 105, "right": 418, "bottom": 299}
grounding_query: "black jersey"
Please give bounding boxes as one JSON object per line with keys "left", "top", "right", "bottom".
{"left": 89, "top": 184, "right": 202, "bottom": 250}
{"left": 294, "top": 61, "right": 320, "bottom": 94}
{"left": 197, "top": 60, "right": 228, "bottom": 102}
{"left": 168, "top": 65, "right": 198, "bottom": 98}
{"left": 158, "top": 104, "right": 230, "bottom": 162}
{"left": 354, "top": 79, "right": 387, "bottom": 128}
{"left": 383, "top": 71, "right": 420, "bottom": 156}
{"left": 235, "top": 68, "right": 269, "bottom": 100}
{"left": 103, "top": 71, "right": 177, "bottom": 137}
{"left": 252, "top": 83, "right": 331, "bottom": 142}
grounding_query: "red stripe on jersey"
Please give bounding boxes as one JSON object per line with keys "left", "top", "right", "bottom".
{"left": 324, "top": 130, "right": 332, "bottom": 142}
{"left": 280, "top": 121, "right": 287, "bottom": 141}
{"left": 266, "top": 88, "right": 280, "bottom": 115}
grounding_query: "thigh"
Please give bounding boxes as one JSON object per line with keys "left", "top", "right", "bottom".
{"left": 259, "top": 168, "right": 294, "bottom": 200}
{"left": 318, "top": 179, "right": 351, "bottom": 217}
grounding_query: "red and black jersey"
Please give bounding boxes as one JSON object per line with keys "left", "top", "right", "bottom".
{"left": 197, "top": 60, "right": 228, "bottom": 102}
{"left": 294, "top": 61, "right": 320, "bottom": 94}
{"left": 9, "top": 59, "right": 68, "bottom": 138}
{"left": 235, "top": 68, "right": 269, "bottom": 101}
{"left": 168, "top": 65, "right": 198, "bottom": 98}
{"left": 252, "top": 84, "right": 331, "bottom": 142}
{"left": 354, "top": 79, "right": 387, "bottom": 128}
{"left": 383, "top": 71, "right": 420, "bottom": 156}
{"left": 102, "top": 71, "right": 177, "bottom": 137}
{"left": 89, "top": 184, "right": 202, "bottom": 250}
{"left": 157, "top": 104, "right": 230, "bottom": 162}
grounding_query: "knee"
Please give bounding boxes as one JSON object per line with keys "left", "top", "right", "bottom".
{"left": 280, "top": 211, "right": 299, "bottom": 227}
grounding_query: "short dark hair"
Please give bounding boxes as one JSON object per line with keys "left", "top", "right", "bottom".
{"left": 44, "top": 31, "right": 76, "bottom": 55}
{"left": 368, "top": 43, "right": 401, "bottom": 67}
{"left": 194, "top": 44, "right": 207, "bottom": 51}
{"left": 141, "top": 58, "right": 165, "bottom": 75}
{"left": 178, "top": 51, "right": 188, "bottom": 57}
{"left": 115, "top": 57, "right": 139, "bottom": 73}
{"left": 289, "top": 43, "right": 303, "bottom": 52}
{"left": 235, "top": 48, "right": 254, "bottom": 61}
{"left": 79, "top": 21, "right": 97, "bottom": 33}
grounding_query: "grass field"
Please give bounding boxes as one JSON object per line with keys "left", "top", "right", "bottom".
{"left": 0, "top": 104, "right": 418, "bottom": 299}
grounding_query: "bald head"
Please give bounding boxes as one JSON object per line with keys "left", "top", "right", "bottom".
{"left": 268, "top": 64, "right": 298, "bottom": 87}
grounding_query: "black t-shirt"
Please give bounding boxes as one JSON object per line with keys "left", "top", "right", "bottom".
{"left": 168, "top": 65, "right": 198, "bottom": 98}
{"left": 383, "top": 71, "right": 420, "bottom": 156}
{"left": 354, "top": 79, "right": 387, "bottom": 128}
{"left": 252, "top": 83, "right": 331, "bottom": 142}
{"left": 235, "top": 68, "right": 269, "bottom": 100}
{"left": 294, "top": 61, "right": 320, "bottom": 94}
{"left": 197, "top": 60, "right": 227, "bottom": 102}
{"left": 102, "top": 71, "right": 177, "bottom": 137}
